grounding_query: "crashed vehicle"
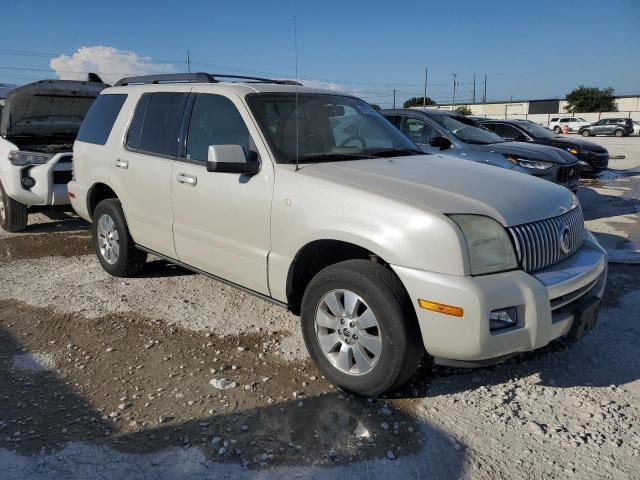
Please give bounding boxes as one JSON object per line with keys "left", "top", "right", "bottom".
{"left": 0, "top": 79, "right": 107, "bottom": 231}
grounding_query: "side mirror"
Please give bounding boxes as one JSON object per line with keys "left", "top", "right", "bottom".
{"left": 429, "top": 136, "right": 452, "bottom": 150}
{"left": 206, "top": 145, "right": 259, "bottom": 175}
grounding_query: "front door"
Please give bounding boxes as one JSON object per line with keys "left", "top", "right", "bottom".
{"left": 171, "top": 92, "right": 273, "bottom": 295}
{"left": 400, "top": 116, "right": 446, "bottom": 154}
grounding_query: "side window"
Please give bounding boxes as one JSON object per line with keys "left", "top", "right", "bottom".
{"left": 185, "top": 94, "right": 253, "bottom": 163}
{"left": 560, "top": 118, "right": 570, "bottom": 123}
{"left": 384, "top": 115, "right": 402, "bottom": 128}
{"left": 569, "top": 118, "right": 577, "bottom": 123}
{"left": 401, "top": 118, "right": 438, "bottom": 143}
{"left": 482, "top": 123, "right": 497, "bottom": 132}
{"left": 76, "top": 94, "right": 127, "bottom": 145}
{"left": 550, "top": 117, "right": 559, "bottom": 122}
{"left": 137, "top": 92, "right": 188, "bottom": 157}
{"left": 493, "top": 123, "right": 522, "bottom": 140}
{"left": 126, "top": 94, "right": 150, "bottom": 150}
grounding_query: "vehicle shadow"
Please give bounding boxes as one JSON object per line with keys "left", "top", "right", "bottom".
{"left": 578, "top": 184, "right": 640, "bottom": 222}
{"left": 132, "top": 259, "right": 196, "bottom": 278}
{"left": 0, "top": 322, "right": 465, "bottom": 479}
{"left": 18, "top": 209, "right": 90, "bottom": 234}
{"left": 394, "top": 263, "right": 640, "bottom": 399}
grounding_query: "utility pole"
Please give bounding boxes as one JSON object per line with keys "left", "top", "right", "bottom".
{"left": 393, "top": 89, "right": 396, "bottom": 109}
{"left": 451, "top": 73, "right": 457, "bottom": 108}
{"left": 483, "top": 74, "right": 487, "bottom": 103}
{"left": 473, "top": 74, "right": 476, "bottom": 103}
{"left": 423, "top": 67, "right": 428, "bottom": 108}
{"left": 187, "top": 50, "right": 191, "bottom": 73}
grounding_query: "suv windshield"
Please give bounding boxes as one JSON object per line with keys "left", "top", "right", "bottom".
{"left": 517, "top": 121, "right": 557, "bottom": 139}
{"left": 247, "top": 93, "right": 421, "bottom": 163}
{"left": 431, "top": 114, "right": 505, "bottom": 145}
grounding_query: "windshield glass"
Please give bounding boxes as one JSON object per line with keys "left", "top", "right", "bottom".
{"left": 247, "top": 93, "right": 421, "bottom": 163}
{"left": 431, "top": 114, "right": 505, "bottom": 144}
{"left": 517, "top": 121, "right": 557, "bottom": 139}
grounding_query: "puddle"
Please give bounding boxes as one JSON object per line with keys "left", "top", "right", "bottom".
{"left": 0, "top": 233, "right": 93, "bottom": 262}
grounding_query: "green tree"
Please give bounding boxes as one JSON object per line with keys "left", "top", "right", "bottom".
{"left": 454, "top": 105, "right": 472, "bottom": 116}
{"left": 564, "top": 86, "right": 617, "bottom": 113}
{"left": 369, "top": 103, "right": 381, "bottom": 111}
{"left": 403, "top": 96, "right": 436, "bottom": 108}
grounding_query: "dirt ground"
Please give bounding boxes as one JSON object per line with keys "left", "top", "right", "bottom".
{"left": 1, "top": 136, "right": 639, "bottom": 479}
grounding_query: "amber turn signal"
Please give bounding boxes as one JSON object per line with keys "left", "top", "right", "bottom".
{"left": 418, "top": 299, "right": 464, "bottom": 317}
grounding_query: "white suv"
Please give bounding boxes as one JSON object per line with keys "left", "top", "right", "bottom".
{"left": 0, "top": 79, "right": 106, "bottom": 231}
{"left": 548, "top": 116, "right": 590, "bottom": 134}
{"left": 69, "top": 73, "right": 607, "bottom": 395}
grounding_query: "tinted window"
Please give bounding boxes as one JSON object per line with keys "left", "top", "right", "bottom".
{"left": 185, "top": 94, "right": 253, "bottom": 163}
{"left": 76, "top": 94, "right": 127, "bottom": 145}
{"left": 560, "top": 118, "right": 570, "bottom": 122}
{"left": 138, "top": 93, "right": 188, "bottom": 157}
{"left": 126, "top": 94, "right": 150, "bottom": 150}
{"left": 493, "top": 123, "right": 523, "bottom": 140}
{"left": 401, "top": 118, "right": 438, "bottom": 143}
{"left": 550, "top": 118, "right": 559, "bottom": 122}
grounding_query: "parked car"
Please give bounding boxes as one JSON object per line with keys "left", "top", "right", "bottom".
{"left": 548, "top": 116, "right": 591, "bottom": 134}
{"left": 382, "top": 109, "right": 580, "bottom": 191}
{"left": 633, "top": 121, "right": 640, "bottom": 135}
{"left": 70, "top": 73, "right": 606, "bottom": 396}
{"left": 0, "top": 79, "right": 107, "bottom": 231}
{"left": 480, "top": 118, "right": 609, "bottom": 173}
{"left": 578, "top": 118, "right": 633, "bottom": 137}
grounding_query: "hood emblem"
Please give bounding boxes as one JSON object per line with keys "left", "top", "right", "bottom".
{"left": 558, "top": 222, "right": 572, "bottom": 254}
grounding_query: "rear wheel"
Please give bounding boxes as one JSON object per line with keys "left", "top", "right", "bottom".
{"left": 301, "top": 259, "right": 424, "bottom": 396}
{"left": 553, "top": 126, "right": 561, "bottom": 134}
{"left": 581, "top": 129, "right": 591, "bottom": 137}
{"left": 0, "top": 180, "right": 28, "bottom": 232}
{"left": 614, "top": 129, "right": 625, "bottom": 137}
{"left": 92, "top": 199, "right": 147, "bottom": 277}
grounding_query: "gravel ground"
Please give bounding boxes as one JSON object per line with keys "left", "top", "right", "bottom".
{"left": 1, "top": 136, "right": 639, "bottom": 479}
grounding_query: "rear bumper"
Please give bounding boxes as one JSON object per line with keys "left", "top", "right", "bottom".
{"left": 0, "top": 153, "right": 72, "bottom": 206}
{"left": 67, "top": 180, "right": 91, "bottom": 221}
{"left": 393, "top": 230, "right": 606, "bottom": 365}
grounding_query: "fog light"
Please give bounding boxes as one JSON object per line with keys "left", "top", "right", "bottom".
{"left": 21, "top": 176, "right": 36, "bottom": 188}
{"left": 490, "top": 307, "right": 517, "bottom": 331}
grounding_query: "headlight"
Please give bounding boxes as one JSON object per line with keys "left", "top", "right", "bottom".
{"left": 8, "top": 150, "right": 53, "bottom": 166}
{"left": 450, "top": 215, "right": 518, "bottom": 275}
{"left": 566, "top": 148, "right": 579, "bottom": 155}
{"left": 504, "top": 154, "right": 553, "bottom": 170}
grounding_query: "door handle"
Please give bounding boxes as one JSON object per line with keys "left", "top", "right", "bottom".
{"left": 176, "top": 173, "right": 197, "bottom": 186}
{"left": 114, "top": 159, "right": 129, "bottom": 169}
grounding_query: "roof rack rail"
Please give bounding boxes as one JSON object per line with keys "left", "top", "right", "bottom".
{"left": 114, "top": 72, "right": 302, "bottom": 87}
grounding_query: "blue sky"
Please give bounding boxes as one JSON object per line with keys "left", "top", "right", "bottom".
{"left": 1, "top": 0, "right": 639, "bottom": 107}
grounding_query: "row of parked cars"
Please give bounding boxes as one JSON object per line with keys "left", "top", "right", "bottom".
{"left": 0, "top": 75, "right": 607, "bottom": 395}
{"left": 548, "top": 116, "right": 638, "bottom": 137}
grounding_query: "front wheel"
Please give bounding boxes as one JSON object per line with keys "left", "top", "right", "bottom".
{"left": 92, "top": 199, "right": 147, "bottom": 277}
{"left": 581, "top": 129, "right": 591, "bottom": 137}
{"left": 301, "top": 260, "right": 424, "bottom": 396}
{"left": 0, "top": 180, "right": 28, "bottom": 232}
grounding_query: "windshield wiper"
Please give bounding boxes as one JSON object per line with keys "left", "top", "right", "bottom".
{"left": 286, "top": 153, "right": 374, "bottom": 163}
{"left": 366, "top": 148, "right": 424, "bottom": 158}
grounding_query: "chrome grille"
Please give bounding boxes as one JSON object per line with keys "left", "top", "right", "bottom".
{"left": 509, "top": 207, "right": 584, "bottom": 273}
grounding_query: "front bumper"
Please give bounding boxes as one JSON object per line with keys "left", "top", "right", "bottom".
{"left": 577, "top": 151, "right": 609, "bottom": 172}
{"left": 393, "top": 231, "right": 606, "bottom": 365}
{"left": 1, "top": 153, "right": 72, "bottom": 206}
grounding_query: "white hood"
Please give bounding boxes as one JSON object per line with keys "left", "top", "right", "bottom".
{"left": 301, "top": 154, "right": 577, "bottom": 227}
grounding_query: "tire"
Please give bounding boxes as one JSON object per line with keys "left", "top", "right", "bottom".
{"left": 92, "top": 198, "right": 147, "bottom": 277}
{"left": 614, "top": 129, "right": 624, "bottom": 137}
{"left": 553, "top": 126, "right": 561, "bottom": 134}
{"left": 0, "top": 180, "right": 28, "bottom": 232}
{"left": 300, "top": 259, "right": 424, "bottom": 396}
{"left": 581, "top": 129, "right": 591, "bottom": 137}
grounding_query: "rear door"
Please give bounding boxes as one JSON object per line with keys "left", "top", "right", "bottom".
{"left": 112, "top": 90, "right": 189, "bottom": 256}
{"left": 170, "top": 91, "right": 273, "bottom": 295}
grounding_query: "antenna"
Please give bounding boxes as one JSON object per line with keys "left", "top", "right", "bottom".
{"left": 294, "top": 15, "right": 300, "bottom": 171}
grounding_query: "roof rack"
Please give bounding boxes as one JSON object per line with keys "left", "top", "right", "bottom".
{"left": 114, "top": 72, "right": 302, "bottom": 87}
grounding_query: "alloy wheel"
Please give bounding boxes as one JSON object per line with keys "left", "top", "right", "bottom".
{"left": 97, "top": 213, "right": 120, "bottom": 264}
{"left": 314, "top": 289, "right": 382, "bottom": 376}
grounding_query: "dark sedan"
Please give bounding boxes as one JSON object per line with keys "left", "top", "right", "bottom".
{"left": 480, "top": 119, "right": 609, "bottom": 173}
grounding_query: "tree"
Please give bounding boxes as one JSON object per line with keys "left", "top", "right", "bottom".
{"left": 564, "top": 86, "right": 617, "bottom": 113}
{"left": 369, "top": 103, "right": 381, "bottom": 111}
{"left": 454, "top": 105, "right": 472, "bottom": 116}
{"left": 403, "top": 96, "right": 436, "bottom": 108}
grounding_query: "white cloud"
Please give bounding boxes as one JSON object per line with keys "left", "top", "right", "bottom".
{"left": 49, "top": 46, "right": 176, "bottom": 85}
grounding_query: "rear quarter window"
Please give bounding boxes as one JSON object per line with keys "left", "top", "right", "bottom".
{"left": 76, "top": 94, "right": 127, "bottom": 145}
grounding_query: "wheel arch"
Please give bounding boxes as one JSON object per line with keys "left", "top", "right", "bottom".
{"left": 87, "top": 182, "right": 119, "bottom": 219}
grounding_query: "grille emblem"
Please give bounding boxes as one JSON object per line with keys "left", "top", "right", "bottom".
{"left": 559, "top": 223, "right": 571, "bottom": 254}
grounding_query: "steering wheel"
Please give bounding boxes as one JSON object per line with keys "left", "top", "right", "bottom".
{"left": 339, "top": 135, "right": 367, "bottom": 149}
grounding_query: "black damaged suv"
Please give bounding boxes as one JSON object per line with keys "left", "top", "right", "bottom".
{"left": 480, "top": 119, "right": 609, "bottom": 174}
